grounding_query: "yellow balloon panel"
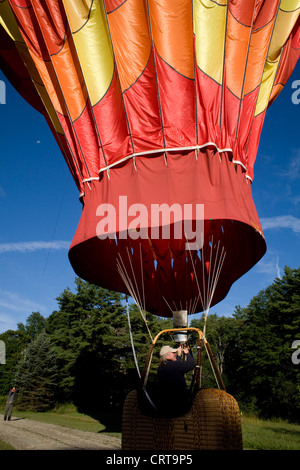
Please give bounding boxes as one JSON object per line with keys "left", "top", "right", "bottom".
{"left": 193, "top": 0, "right": 227, "bottom": 85}
{"left": 0, "top": 0, "right": 23, "bottom": 42}
{"left": 63, "top": 0, "right": 114, "bottom": 106}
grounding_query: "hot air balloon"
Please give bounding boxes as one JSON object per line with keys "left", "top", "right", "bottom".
{"left": 0, "top": 0, "right": 299, "bottom": 318}
{"left": 0, "top": 0, "right": 299, "bottom": 450}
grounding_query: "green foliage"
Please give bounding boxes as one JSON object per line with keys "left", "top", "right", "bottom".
{"left": 17, "top": 312, "right": 47, "bottom": 341}
{"left": 0, "top": 329, "right": 29, "bottom": 394}
{"left": 191, "top": 313, "right": 240, "bottom": 384}
{"left": 0, "top": 312, "right": 47, "bottom": 395}
{"left": 230, "top": 266, "right": 300, "bottom": 421}
{"left": 0, "top": 267, "right": 299, "bottom": 423}
{"left": 15, "top": 331, "right": 58, "bottom": 411}
{"left": 45, "top": 279, "right": 128, "bottom": 408}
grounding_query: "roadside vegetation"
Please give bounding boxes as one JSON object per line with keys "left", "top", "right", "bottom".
{"left": 0, "top": 266, "right": 299, "bottom": 449}
{"left": 1, "top": 404, "right": 299, "bottom": 450}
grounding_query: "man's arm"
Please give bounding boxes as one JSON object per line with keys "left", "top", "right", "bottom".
{"left": 175, "top": 350, "right": 195, "bottom": 372}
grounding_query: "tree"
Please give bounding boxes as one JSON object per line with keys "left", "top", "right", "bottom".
{"left": 190, "top": 313, "right": 239, "bottom": 389}
{"left": 0, "top": 313, "right": 47, "bottom": 396}
{"left": 45, "top": 278, "right": 128, "bottom": 409}
{"left": 0, "top": 329, "right": 29, "bottom": 395}
{"left": 231, "top": 267, "right": 300, "bottom": 421}
{"left": 44, "top": 278, "right": 173, "bottom": 410}
{"left": 15, "top": 331, "right": 58, "bottom": 411}
{"left": 17, "top": 312, "right": 46, "bottom": 341}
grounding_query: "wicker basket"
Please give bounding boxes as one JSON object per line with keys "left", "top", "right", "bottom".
{"left": 122, "top": 388, "right": 243, "bottom": 450}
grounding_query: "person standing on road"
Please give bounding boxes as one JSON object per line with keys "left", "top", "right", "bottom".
{"left": 4, "top": 387, "right": 16, "bottom": 421}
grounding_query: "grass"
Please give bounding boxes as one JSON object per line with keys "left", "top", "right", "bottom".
{"left": 241, "top": 415, "right": 300, "bottom": 450}
{"left": 1, "top": 403, "right": 300, "bottom": 450}
{"left": 0, "top": 440, "right": 15, "bottom": 450}
{"left": 5, "top": 403, "right": 122, "bottom": 437}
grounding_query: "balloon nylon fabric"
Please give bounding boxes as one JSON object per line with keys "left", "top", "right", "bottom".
{"left": 0, "top": 1, "right": 299, "bottom": 315}
{"left": 1, "top": 1, "right": 299, "bottom": 188}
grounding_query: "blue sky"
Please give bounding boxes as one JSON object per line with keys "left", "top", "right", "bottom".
{"left": 0, "top": 61, "right": 299, "bottom": 333}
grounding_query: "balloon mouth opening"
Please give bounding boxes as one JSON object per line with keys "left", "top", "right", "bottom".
{"left": 68, "top": 218, "right": 266, "bottom": 317}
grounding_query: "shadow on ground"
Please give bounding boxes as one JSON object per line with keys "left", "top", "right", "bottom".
{"left": 75, "top": 405, "right": 123, "bottom": 434}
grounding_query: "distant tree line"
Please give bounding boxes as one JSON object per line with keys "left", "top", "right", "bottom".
{"left": 0, "top": 267, "right": 299, "bottom": 422}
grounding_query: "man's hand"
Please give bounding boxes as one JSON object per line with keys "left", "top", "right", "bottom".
{"left": 177, "top": 346, "right": 189, "bottom": 356}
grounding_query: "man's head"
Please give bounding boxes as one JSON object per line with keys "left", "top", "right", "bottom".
{"left": 160, "top": 345, "right": 178, "bottom": 362}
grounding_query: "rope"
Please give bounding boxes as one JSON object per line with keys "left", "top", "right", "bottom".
{"left": 204, "top": 342, "right": 220, "bottom": 389}
{"left": 117, "top": 252, "right": 153, "bottom": 342}
{"left": 119, "top": 255, "right": 157, "bottom": 411}
{"left": 187, "top": 236, "right": 226, "bottom": 386}
{"left": 126, "top": 296, "right": 141, "bottom": 379}
{"left": 203, "top": 241, "right": 226, "bottom": 338}
{"left": 118, "top": 235, "right": 226, "bottom": 396}
{"left": 126, "top": 296, "right": 158, "bottom": 411}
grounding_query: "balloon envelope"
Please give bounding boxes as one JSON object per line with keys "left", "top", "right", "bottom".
{"left": 0, "top": 0, "right": 299, "bottom": 315}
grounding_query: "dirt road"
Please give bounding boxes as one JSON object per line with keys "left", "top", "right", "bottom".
{"left": 0, "top": 414, "right": 121, "bottom": 450}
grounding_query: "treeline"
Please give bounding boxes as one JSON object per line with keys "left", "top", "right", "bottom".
{"left": 0, "top": 267, "right": 299, "bottom": 423}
